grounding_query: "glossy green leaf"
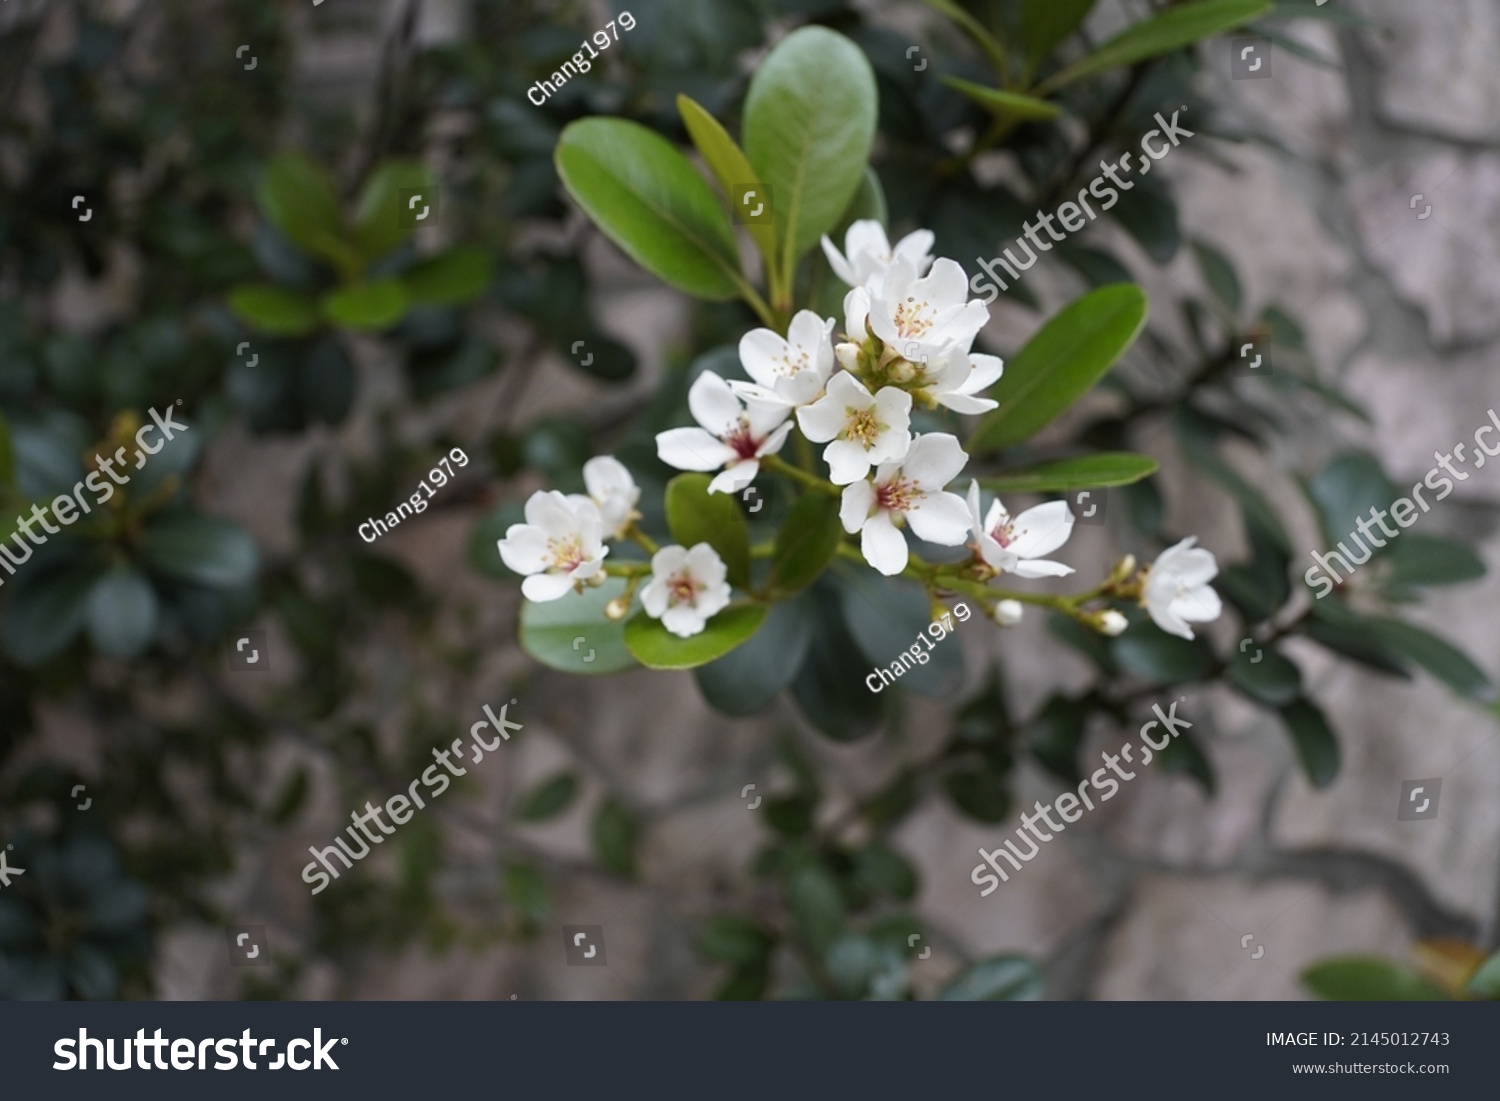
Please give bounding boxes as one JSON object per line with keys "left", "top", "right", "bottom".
{"left": 257, "top": 153, "right": 359, "bottom": 273}
{"left": 677, "top": 94, "right": 778, "bottom": 274}
{"left": 516, "top": 772, "right": 579, "bottom": 822}
{"left": 140, "top": 515, "right": 259, "bottom": 588}
{"left": 227, "top": 284, "right": 321, "bottom": 337}
{"left": 321, "top": 279, "right": 408, "bottom": 331}
{"left": 1229, "top": 646, "right": 1302, "bottom": 706}
{"left": 1382, "top": 534, "right": 1486, "bottom": 590}
{"left": 1464, "top": 950, "right": 1500, "bottom": 998}
{"left": 743, "top": 26, "right": 878, "bottom": 285}
{"left": 593, "top": 797, "right": 637, "bottom": 878}
{"left": 1040, "top": 0, "right": 1274, "bottom": 92}
{"left": 1022, "top": 0, "right": 1096, "bottom": 70}
{"left": 769, "top": 492, "right": 843, "bottom": 595}
{"left": 971, "top": 284, "right": 1148, "bottom": 452}
{"left": 352, "top": 159, "right": 434, "bottom": 262}
{"left": 555, "top": 118, "right": 742, "bottom": 300}
{"left": 86, "top": 565, "right": 159, "bottom": 659}
{"left": 1366, "top": 617, "right": 1493, "bottom": 701}
{"left": 0, "top": 564, "right": 99, "bottom": 666}
{"left": 940, "top": 76, "right": 1063, "bottom": 121}
{"left": 519, "top": 576, "right": 638, "bottom": 675}
{"left": 836, "top": 564, "right": 964, "bottom": 699}
{"left": 1303, "top": 957, "right": 1449, "bottom": 1001}
{"left": 403, "top": 245, "right": 492, "bottom": 306}
{"left": 787, "top": 862, "right": 845, "bottom": 955}
{"left": 1306, "top": 451, "right": 1399, "bottom": 551}
{"left": 623, "top": 604, "right": 767, "bottom": 670}
{"left": 1111, "top": 625, "right": 1215, "bottom": 684}
{"left": 791, "top": 584, "right": 885, "bottom": 742}
{"left": 981, "top": 452, "right": 1158, "bottom": 493}
{"left": 922, "top": 0, "right": 1010, "bottom": 78}
{"left": 940, "top": 956, "right": 1044, "bottom": 1001}
{"left": 1279, "top": 698, "right": 1340, "bottom": 788}
{"left": 695, "top": 597, "right": 814, "bottom": 716}
{"left": 1301, "top": 610, "right": 1411, "bottom": 680}
{"left": 665, "top": 473, "right": 750, "bottom": 589}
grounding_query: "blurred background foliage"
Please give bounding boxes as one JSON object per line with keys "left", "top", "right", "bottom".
{"left": 0, "top": 0, "right": 1494, "bottom": 1002}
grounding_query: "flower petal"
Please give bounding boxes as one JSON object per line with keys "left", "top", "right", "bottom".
{"left": 709, "top": 459, "right": 760, "bottom": 495}
{"left": 738, "top": 328, "right": 790, "bottom": 388}
{"left": 861, "top": 510, "right": 909, "bottom": 575}
{"left": 1009, "top": 558, "right": 1075, "bottom": 578}
{"left": 1008, "top": 501, "right": 1074, "bottom": 559}
{"left": 901, "top": 432, "right": 969, "bottom": 488}
{"left": 687, "top": 370, "right": 743, "bottom": 436}
{"left": 521, "top": 572, "right": 575, "bottom": 602}
{"left": 824, "top": 439, "right": 874, "bottom": 485}
{"left": 907, "top": 490, "right": 972, "bottom": 545}
{"left": 797, "top": 392, "right": 848, "bottom": 443}
{"left": 657, "top": 427, "right": 736, "bottom": 472}
{"left": 841, "top": 480, "right": 875, "bottom": 533}
{"left": 497, "top": 525, "right": 549, "bottom": 575}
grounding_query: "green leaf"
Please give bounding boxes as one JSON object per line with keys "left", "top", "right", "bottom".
{"left": 227, "top": 284, "right": 321, "bottom": 337}
{"left": 402, "top": 246, "right": 491, "bottom": 306}
{"left": 945, "top": 767, "right": 1012, "bottom": 823}
{"left": 321, "top": 279, "right": 408, "bottom": 331}
{"left": 1111, "top": 625, "right": 1216, "bottom": 684}
{"left": 86, "top": 565, "right": 158, "bottom": 659}
{"left": 769, "top": 492, "right": 843, "bottom": 595}
{"left": 981, "top": 452, "right": 1158, "bottom": 493}
{"left": 922, "top": 0, "right": 1010, "bottom": 78}
{"left": 786, "top": 862, "right": 845, "bottom": 955}
{"left": 1177, "top": 411, "right": 1293, "bottom": 553}
{"left": 0, "top": 411, "right": 15, "bottom": 488}
{"left": 854, "top": 844, "right": 918, "bottom": 901}
{"left": 940, "top": 76, "right": 1063, "bottom": 122}
{"left": 695, "top": 598, "right": 815, "bottom": 716}
{"left": 1278, "top": 698, "right": 1340, "bottom": 788}
{"left": 141, "top": 515, "right": 259, "bottom": 588}
{"left": 835, "top": 564, "right": 964, "bottom": 699}
{"left": 1305, "top": 451, "right": 1399, "bottom": 551}
{"left": 592, "top": 797, "right": 637, "bottom": 878}
{"left": 502, "top": 862, "right": 552, "bottom": 924}
{"left": 971, "top": 284, "right": 1148, "bottom": 452}
{"left": 1303, "top": 957, "right": 1449, "bottom": 1001}
{"left": 1301, "top": 609, "right": 1411, "bottom": 679}
{"left": 665, "top": 473, "right": 750, "bottom": 589}
{"left": 519, "top": 576, "right": 638, "bottom": 675}
{"left": 698, "top": 915, "right": 773, "bottom": 965}
{"left": 677, "top": 94, "right": 778, "bottom": 275}
{"left": 1022, "top": 0, "right": 1096, "bottom": 71}
{"left": 556, "top": 118, "right": 742, "bottom": 300}
{"left": 352, "top": 159, "right": 434, "bottom": 262}
{"left": 1382, "top": 534, "right": 1486, "bottom": 591}
{"left": 1464, "top": 950, "right": 1500, "bottom": 999}
{"left": 1039, "top": 0, "right": 1275, "bottom": 92}
{"left": 940, "top": 956, "right": 1044, "bottom": 1000}
{"left": 1192, "top": 239, "right": 1243, "bottom": 315}
{"left": 516, "top": 773, "right": 579, "bottom": 822}
{"left": 1228, "top": 646, "right": 1302, "bottom": 706}
{"left": 623, "top": 604, "right": 768, "bottom": 670}
{"left": 1366, "top": 618, "right": 1493, "bottom": 701}
{"left": 791, "top": 584, "right": 885, "bottom": 741}
{"left": 257, "top": 153, "right": 359, "bottom": 274}
{"left": 1113, "top": 178, "right": 1181, "bottom": 264}
{"left": 0, "top": 564, "right": 99, "bottom": 666}
{"left": 1026, "top": 694, "right": 1088, "bottom": 784}
{"left": 743, "top": 26, "right": 878, "bottom": 284}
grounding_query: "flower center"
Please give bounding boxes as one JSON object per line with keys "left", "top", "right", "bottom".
{"left": 892, "top": 295, "right": 935, "bottom": 340}
{"left": 774, "top": 350, "right": 810, "bottom": 377}
{"left": 989, "top": 514, "right": 1014, "bottom": 548}
{"left": 724, "top": 417, "right": 761, "bottom": 459}
{"left": 667, "top": 570, "right": 702, "bottom": 607}
{"left": 546, "top": 533, "right": 586, "bottom": 573}
{"left": 842, "top": 406, "right": 883, "bottom": 449}
{"left": 875, "top": 476, "right": 920, "bottom": 514}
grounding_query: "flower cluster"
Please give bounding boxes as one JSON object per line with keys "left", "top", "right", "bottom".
{"left": 496, "top": 221, "right": 1225, "bottom": 644}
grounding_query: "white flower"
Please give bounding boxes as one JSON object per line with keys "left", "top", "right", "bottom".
{"left": 965, "top": 481, "right": 1075, "bottom": 579}
{"left": 729, "top": 310, "right": 835, "bottom": 408}
{"left": 656, "top": 370, "right": 793, "bottom": 495}
{"left": 923, "top": 349, "right": 1003, "bottom": 414}
{"left": 840, "top": 433, "right": 971, "bottom": 576}
{"left": 1098, "top": 610, "right": 1128, "bottom": 636}
{"left": 993, "top": 600, "right": 1024, "bottom": 627}
{"left": 820, "top": 219, "right": 935, "bottom": 290}
{"left": 796, "top": 372, "right": 912, "bottom": 485}
{"left": 845, "top": 257, "right": 989, "bottom": 368}
{"left": 1143, "top": 537, "right": 1223, "bottom": 640}
{"left": 498, "top": 491, "right": 608, "bottom": 602}
{"left": 640, "top": 543, "right": 732, "bottom": 638}
{"left": 577, "top": 456, "right": 639, "bottom": 540}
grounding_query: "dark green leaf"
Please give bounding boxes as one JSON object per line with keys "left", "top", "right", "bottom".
{"left": 1279, "top": 698, "right": 1340, "bottom": 788}
{"left": 257, "top": 153, "right": 358, "bottom": 273}
{"left": 677, "top": 94, "right": 778, "bottom": 273}
{"left": 1022, "top": 0, "right": 1096, "bottom": 70}
{"left": 0, "top": 412, "right": 15, "bottom": 488}
{"left": 352, "top": 159, "right": 433, "bottom": 262}
{"left": 519, "top": 576, "right": 638, "bottom": 675}
{"left": 698, "top": 915, "right": 773, "bottom": 965}
{"left": 1192, "top": 239, "right": 1242, "bottom": 314}
{"left": 855, "top": 843, "right": 918, "bottom": 901}
{"left": 769, "top": 492, "right": 843, "bottom": 595}
{"left": 555, "top": 118, "right": 742, "bottom": 300}
{"left": 695, "top": 597, "right": 815, "bottom": 716}
{"left": 321, "top": 279, "right": 408, "bottom": 331}
{"left": 1111, "top": 625, "right": 1216, "bottom": 683}
{"left": 86, "top": 564, "right": 158, "bottom": 659}
{"left": 787, "top": 862, "right": 845, "bottom": 955}
{"left": 1026, "top": 694, "right": 1088, "bottom": 784}
{"left": 1382, "top": 534, "right": 1485, "bottom": 590}
{"left": 0, "top": 564, "right": 98, "bottom": 666}
{"left": 944, "top": 767, "right": 1011, "bottom": 823}
{"left": 835, "top": 565, "right": 963, "bottom": 699}
{"left": 1366, "top": 618, "right": 1493, "bottom": 701}
{"left": 1228, "top": 646, "right": 1303, "bottom": 706}
{"left": 1112, "top": 177, "right": 1181, "bottom": 264}
{"left": 981, "top": 452, "right": 1158, "bottom": 493}
{"left": 1305, "top": 451, "right": 1399, "bottom": 551}
{"left": 940, "top": 77, "right": 1062, "bottom": 122}
{"left": 402, "top": 246, "right": 491, "bottom": 306}
{"left": 502, "top": 862, "right": 552, "bottom": 923}
{"left": 141, "top": 515, "right": 259, "bottom": 588}
{"left": 665, "top": 472, "right": 750, "bottom": 589}
{"left": 623, "top": 603, "right": 767, "bottom": 670}
{"left": 1301, "top": 611, "right": 1412, "bottom": 679}
{"left": 592, "top": 797, "right": 637, "bottom": 878}
{"left": 517, "top": 773, "right": 579, "bottom": 822}
{"left": 227, "top": 284, "right": 321, "bottom": 337}
{"left": 1303, "top": 957, "right": 1449, "bottom": 1001}
{"left": 972, "top": 284, "right": 1149, "bottom": 452}
{"left": 791, "top": 583, "right": 885, "bottom": 741}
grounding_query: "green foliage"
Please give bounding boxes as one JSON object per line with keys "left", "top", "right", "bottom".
{"left": 1303, "top": 957, "right": 1450, "bottom": 1001}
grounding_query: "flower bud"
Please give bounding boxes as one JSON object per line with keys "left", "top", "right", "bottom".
{"left": 992, "top": 600, "right": 1024, "bottom": 627}
{"left": 1097, "top": 610, "right": 1128, "bottom": 636}
{"left": 604, "top": 596, "right": 630, "bottom": 621}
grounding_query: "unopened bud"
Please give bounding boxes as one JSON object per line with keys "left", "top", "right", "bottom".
{"left": 992, "top": 600, "right": 1023, "bottom": 627}
{"left": 1097, "top": 610, "right": 1128, "bottom": 636}
{"left": 604, "top": 596, "right": 630, "bottom": 621}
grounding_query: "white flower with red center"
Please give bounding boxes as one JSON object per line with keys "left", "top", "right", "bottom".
{"left": 729, "top": 310, "right": 836, "bottom": 409}
{"left": 844, "top": 257, "right": 989, "bottom": 371}
{"left": 576, "top": 455, "right": 640, "bottom": 540}
{"left": 820, "top": 219, "right": 935, "bottom": 290}
{"left": 1143, "top": 537, "right": 1223, "bottom": 640}
{"left": 640, "top": 543, "right": 732, "bottom": 638}
{"left": 840, "top": 433, "right": 971, "bottom": 576}
{"left": 921, "top": 348, "right": 1003, "bottom": 414}
{"left": 964, "top": 481, "right": 1075, "bottom": 578}
{"left": 497, "top": 490, "right": 608, "bottom": 602}
{"left": 656, "top": 370, "right": 793, "bottom": 494}
{"left": 796, "top": 371, "right": 913, "bottom": 485}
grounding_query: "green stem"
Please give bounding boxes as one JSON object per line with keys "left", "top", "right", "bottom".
{"left": 626, "top": 524, "right": 659, "bottom": 556}
{"left": 732, "top": 274, "right": 778, "bottom": 330}
{"left": 604, "top": 562, "right": 652, "bottom": 578}
{"left": 762, "top": 454, "right": 840, "bottom": 497}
